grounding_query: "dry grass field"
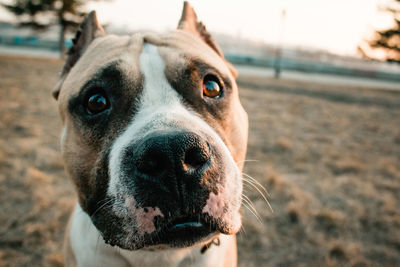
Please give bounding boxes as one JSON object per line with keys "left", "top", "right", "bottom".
{"left": 0, "top": 55, "right": 399, "bottom": 266}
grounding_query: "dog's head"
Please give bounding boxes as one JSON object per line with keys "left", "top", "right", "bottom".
{"left": 54, "top": 2, "right": 248, "bottom": 250}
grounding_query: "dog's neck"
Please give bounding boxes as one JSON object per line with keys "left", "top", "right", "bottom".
{"left": 69, "top": 204, "right": 233, "bottom": 267}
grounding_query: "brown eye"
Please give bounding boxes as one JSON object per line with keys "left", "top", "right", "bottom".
{"left": 203, "top": 75, "right": 222, "bottom": 98}
{"left": 86, "top": 93, "right": 109, "bottom": 114}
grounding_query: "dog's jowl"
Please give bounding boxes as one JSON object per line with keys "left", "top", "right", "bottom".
{"left": 55, "top": 2, "right": 248, "bottom": 266}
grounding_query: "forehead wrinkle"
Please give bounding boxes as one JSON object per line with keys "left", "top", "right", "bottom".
{"left": 117, "top": 33, "right": 145, "bottom": 81}
{"left": 154, "top": 31, "right": 233, "bottom": 83}
{"left": 157, "top": 46, "right": 188, "bottom": 77}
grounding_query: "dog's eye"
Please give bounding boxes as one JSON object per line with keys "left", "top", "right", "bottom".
{"left": 203, "top": 75, "right": 222, "bottom": 98}
{"left": 86, "top": 92, "right": 109, "bottom": 114}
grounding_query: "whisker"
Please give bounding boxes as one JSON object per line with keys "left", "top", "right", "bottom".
{"left": 242, "top": 172, "right": 271, "bottom": 197}
{"left": 242, "top": 194, "right": 261, "bottom": 220}
{"left": 91, "top": 199, "right": 114, "bottom": 219}
{"left": 235, "top": 159, "right": 260, "bottom": 165}
{"left": 95, "top": 234, "right": 101, "bottom": 257}
{"left": 241, "top": 201, "right": 262, "bottom": 224}
{"left": 239, "top": 224, "right": 247, "bottom": 237}
{"left": 242, "top": 194, "right": 260, "bottom": 215}
{"left": 241, "top": 197, "right": 262, "bottom": 224}
{"left": 242, "top": 178, "right": 273, "bottom": 213}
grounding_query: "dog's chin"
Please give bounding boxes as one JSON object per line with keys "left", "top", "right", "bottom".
{"left": 145, "top": 222, "right": 219, "bottom": 250}
{"left": 103, "top": 226, "right": 217, "bottom": 250}
{"left": 100, "top": 216, "right": 240, "bottom": 251}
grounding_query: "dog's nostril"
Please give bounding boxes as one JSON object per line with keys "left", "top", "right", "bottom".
{"left": 135, "top": 152, "right": 167, "bottom": 176}
{"left": 184, "top": 146, "right": 211, "bottom": 169}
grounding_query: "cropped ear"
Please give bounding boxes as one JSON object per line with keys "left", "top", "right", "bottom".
{"left": 178, "top": 2, "right": 237, "bottom": 78}
{"left": 52, "top": 11, "right": 106, "bottom": 99}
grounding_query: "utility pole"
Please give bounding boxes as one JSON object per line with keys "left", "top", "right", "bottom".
{"left": 274, "top": 8, "right": 286, "bottom": 78}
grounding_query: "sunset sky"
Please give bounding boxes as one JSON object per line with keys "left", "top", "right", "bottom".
{"left": 0, "top": 0, "right": 396, "bottom": 56}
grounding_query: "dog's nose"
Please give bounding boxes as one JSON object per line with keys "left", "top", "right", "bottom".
{"left": 133, "top": 131, "right": 211, "bottom": 179}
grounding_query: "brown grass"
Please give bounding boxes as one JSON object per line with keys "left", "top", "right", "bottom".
{"left": 0, "top": 55, "right": 400, "bottom": 266}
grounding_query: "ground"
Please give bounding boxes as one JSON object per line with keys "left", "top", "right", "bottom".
{"left": 0, "top": 55, "right": 399, "bottom": 266}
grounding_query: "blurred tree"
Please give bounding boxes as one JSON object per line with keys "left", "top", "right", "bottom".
{"left": 1, "top": 0, "right": 106, "bottom": 57}
{"left": 359, "top": 0, "right": 400, "bottom": 63}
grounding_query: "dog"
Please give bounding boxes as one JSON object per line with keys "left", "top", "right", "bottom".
{"left": 53, "top": 2, "right": 248, "bottom": 266}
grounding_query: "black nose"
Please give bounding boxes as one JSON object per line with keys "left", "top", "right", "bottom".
{"left": 133, "top": 131, "right": 211, "bottom": 180}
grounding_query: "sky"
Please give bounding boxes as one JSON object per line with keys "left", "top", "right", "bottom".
{"left": 0, "top": 0, "right": 396, "bottom": 56}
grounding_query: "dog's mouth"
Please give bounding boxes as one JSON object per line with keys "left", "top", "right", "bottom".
{"left": 151, "top": 216, "right": 218, "bottom": 248}
{"left": 96, "top": 199, "right": 243, "bottom": 251}
{"left": 99, "top": 213, "right": 221, "bottom": 250}
{"left": 169, "top": 217, "right": 205, "bottom": 230}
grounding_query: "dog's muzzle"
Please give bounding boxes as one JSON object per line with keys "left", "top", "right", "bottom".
{"left": 92, "top": 128, "right": 241, "bottom": 250}
{"left": 105, "top": 131, "right": 223, "bottom": 247}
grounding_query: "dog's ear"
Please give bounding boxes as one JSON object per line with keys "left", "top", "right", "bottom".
{"left": 177, "top": 2, "right": 237, "bottom": 78}
{"left": 52, "top": 11, "right": 106, "bottom": 100}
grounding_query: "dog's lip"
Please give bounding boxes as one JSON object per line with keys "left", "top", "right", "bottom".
{"left": 145, "top": 216, "right": 217, "bottom": 248}
{"left": 171, "top": 221, "right": 204, "bottom": 229}
{"left": 100, "top": 215, "right": 229, "bottom": 250}
{"left": 168, "top": 216, "right": 205, "bottom": 230}
{"left": 163, "top": 217, "right": 210, "bottom": 236}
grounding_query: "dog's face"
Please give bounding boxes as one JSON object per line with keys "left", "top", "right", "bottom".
{"left": 55, "top": 3, "right": 248, "bottom": 250}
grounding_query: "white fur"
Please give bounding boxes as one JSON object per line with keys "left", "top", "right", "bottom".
{"left": 70, "top": 204, "right": 233, "bottom": 267}
{"left": 70, "top": 204, "right": 130, "bottom": 266}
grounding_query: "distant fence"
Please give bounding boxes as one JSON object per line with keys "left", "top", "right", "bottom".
{"left": 226, "top": 54, "right": 400, "bottom": 83}
{"left": 1, "top": 33, "right": 399, "bottom": 83}
{"left": 0, "top": 35, "right": 72, "bottom": 51}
